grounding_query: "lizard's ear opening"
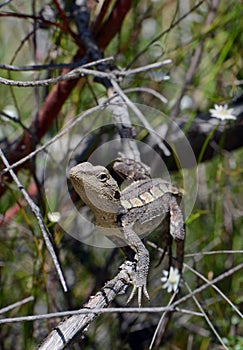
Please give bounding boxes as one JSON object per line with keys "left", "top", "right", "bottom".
{"left": 114, "top": 190, "right": 120, "bottom": 200}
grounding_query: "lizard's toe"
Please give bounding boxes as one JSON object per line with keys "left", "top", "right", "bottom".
{"left": 142, "top": 285, "right": 150, "bottom": 301}
{"left": 127, "top": 285, "right": 150, "bottom": 307}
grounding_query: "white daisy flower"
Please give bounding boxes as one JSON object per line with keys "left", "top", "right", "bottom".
{"left": 209, "top": 104, "right": 236, "bottom": 121}
{"left": 161, "top": 267, "right": 180, "bottom": 293}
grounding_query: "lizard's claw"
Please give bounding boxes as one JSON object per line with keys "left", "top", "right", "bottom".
{"left": 122, "top": 260, "right": 150, "bottom": 306}
{"left": 127, "top": 284, "right": 150, "bottom": 307}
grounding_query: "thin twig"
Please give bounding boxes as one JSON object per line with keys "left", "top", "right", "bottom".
{"left": 184, "top": 263, "right": 242, "bottom": 318}
{"left": 0, "top": 67, "right": 110, "bottom": 87}
{"left": 0, "top": 0, "right": 12, "bottom": 8}
{"left": 0, "top": 296, "right": 34, "bottom": 315}
{"left": 124, "top": 87, "right": 168, "bottom": 104}
{"left": 0, "top": 306, "right": 203, "bottom": 324}
{"left": 0, "top": 57, "right": 114, "bottom": 72}
{"left": 149, "top": 292, "right": 177, "bottom": 349}
{"left": 1, "top": 100, "right": 110, "bottom": 174}
{"left": 185, "top": 250, "right": 243, "bottom": 257}
{"left": 0, "top": 109, "right": 30, "bottom": 132}
{"left": 184, "top": 280, "right": 228, "bottom": 350}
{"left": 0, "top": 149, "right": 67, "bottom": 292}
{"left": 111, "top": 79, "right": 171, "bottom": 156}
{"left": 0, "top": 11, "right": 78, "bottom": 39}
{"left": 148, "top": 241, "right": 242, "bottom": 318}
{"left": 122, "top": 60, "right": 172, "bottom": 76}
{"left": 172, "top": 263, "right": 243, "bottom": 308}
{"left": 0, "top": 262, "right": 240, "bottom": 349}
{"left": 0, "top": 60, "right": 171, "bottom": 87}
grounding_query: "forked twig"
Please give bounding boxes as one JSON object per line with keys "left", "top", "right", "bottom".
{"left": 183, "top": 281, "right": 228, "bottom": 350}
{"left": 111, "top": 79, "right": 171, "bottom": 156}
{"left": 0, "top": 60, "right": 171, "bottom": 87}
{"left": 184, "top": 263, "right": 242, "bottom": 319}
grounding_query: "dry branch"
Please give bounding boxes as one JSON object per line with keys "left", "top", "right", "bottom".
{"left": 37, "top": 261, "right": 243, "bottom": 349}
{"left": 37, "top": 262, "right": 131, "bottom": 349}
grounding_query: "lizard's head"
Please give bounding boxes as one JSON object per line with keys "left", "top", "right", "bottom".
{"left": 69, "top": 162, "right": 121, "bottom": 214}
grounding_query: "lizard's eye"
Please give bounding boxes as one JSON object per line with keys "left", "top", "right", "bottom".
{"left": 97, "top": 172, "right": 109, "bottom": 182}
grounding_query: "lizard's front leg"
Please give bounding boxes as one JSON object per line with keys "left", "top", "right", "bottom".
{"left": 122, "top": 226, "right": 150, "bottom": 306}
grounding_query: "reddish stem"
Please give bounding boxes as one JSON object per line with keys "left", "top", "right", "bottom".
{"left": 0, "top": 1, "right": 133, "bottom": 198}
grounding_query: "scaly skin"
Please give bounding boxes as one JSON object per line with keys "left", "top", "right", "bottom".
{"left": 69, "top": 161, "right": 184, "bottom": 306}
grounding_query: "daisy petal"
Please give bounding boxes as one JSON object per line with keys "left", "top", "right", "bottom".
{"left": 161, "top": 267, "right": 180, "bottom": 293}
{"left": 209, "top": 104, "right": 236, "bottom": 121}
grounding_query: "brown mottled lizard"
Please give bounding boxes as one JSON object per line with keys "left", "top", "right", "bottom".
{"left": 69, "top": 160, "right": 184, "bottom": 306}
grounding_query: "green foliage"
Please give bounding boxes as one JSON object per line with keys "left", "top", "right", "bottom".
{"left": 0, "top": 1, "right": 242, "bottom": 349}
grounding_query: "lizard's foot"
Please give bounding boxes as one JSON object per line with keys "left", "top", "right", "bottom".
{"left": 123, "top": 261, "right": 150, "bottom": 306}
{"left": 127, "top": 283, "right": 150, "bottom": 307}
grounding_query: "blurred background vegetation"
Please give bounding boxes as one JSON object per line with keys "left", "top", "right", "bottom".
{"left": 0, "top": 1, "right": 242, "bottom": 349}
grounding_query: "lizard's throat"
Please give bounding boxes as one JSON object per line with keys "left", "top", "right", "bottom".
{"left": 93, "top": 209, "right": 118, "bottom": 228}
{"left": 84, "top": 194, "right": 119, "bottom": 215}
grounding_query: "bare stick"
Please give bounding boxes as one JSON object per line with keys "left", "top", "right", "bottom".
{"left": 37, "top": 262, "right": 131, "bottom": 349}
{"left": 148, "top": 241, "right": 242, "bottom": 318}
{"left": 0, "top": 149, "right": 67, "bottom": 292}
{"left": 36, "top": 263, "right": 243, "bottom": 348}
{"left": 0, "top": 262, "right": 240, "bottom": 349}
{"left": 184, "top": 263, "right": 242, "bottom": 319}
{"left": 0, "top": 57, "right": 114, "bottom": 72}
{"left": 0, "top": 307, "right": 203, "bottom": 324}
{"left": 1, "top": 100, "right": 109, "bottom": 174}
{"left": 0, "top": 296, "right": 34, "bottom": 315}
{"left": 111, "top": 79, "right": 171, "bottom": 156}
{"left": 185, "top": 250, "right": 243, "bottom": 257}
{"left": 0, "top": 60, "right": 171, "bottom": 87}
{"left": 107, "top": 89, "right": 141, "bottom": 161}
{"left": 149, "top": 292, "right": 177, "bottom": 349}
{"left": 122, "top": 60, "right": 171, "bottom": 76}
{"left": 0, "top": 67, "right": 111, "bottom": 87}
{"left": 183, "top": 280, "right": 228, "bottom": 349}
{"left": 124, "top": 87, "right": 168, "bottom": 104}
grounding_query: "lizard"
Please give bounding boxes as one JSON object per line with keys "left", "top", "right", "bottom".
{"left": 69, "top": 159, "right": 185, "bottom": 306}
{"left": 113, "top": 157, "right": 185, "bottom": 272}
